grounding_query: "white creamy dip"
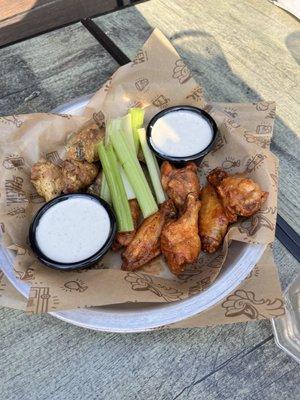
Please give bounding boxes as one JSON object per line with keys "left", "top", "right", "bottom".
{"left": 36, "top": 197, "right": 110, "bottom": 263}
{"left": 150, "top": 110, "right": 213, "bottom": 157}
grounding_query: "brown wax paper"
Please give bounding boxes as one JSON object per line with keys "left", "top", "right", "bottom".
{"left": 0, "top": 246, "right": 284, "bottom": 326}
{"left": 0, "top": 29, "right": 279, "bottom": 314}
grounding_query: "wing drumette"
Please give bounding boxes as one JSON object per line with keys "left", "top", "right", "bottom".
{"left": 208, "top": 168, "right": 268, "bottom": 222}
{"left": 121, "top": 200, "right": 176, "bottom": 271}
{"left": 199, "top": 184, "right": 229, "bottom": 253}
{"left": 112, "top": 199, "right": 141, "bottom": 251}
{"left": 161, "top": 161, "right": 201, "bottom": 209}
{"left": 161, "top": 194, "right": 201, "bottom": 276}
{"left": 31, "top": 159, "right": 64, "bottom": 202}
{"left": 61, "top": 159, "right": 98, "bottom": 193}
{"left": 66, "top": 122, "right": 104, "bottom": 163}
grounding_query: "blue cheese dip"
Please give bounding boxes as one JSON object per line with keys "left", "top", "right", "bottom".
{"left": 35, "top": 196, "right": 111, "bottom": 263}
{"left": 150, "top": 109, "right": 214, "bottom": 157}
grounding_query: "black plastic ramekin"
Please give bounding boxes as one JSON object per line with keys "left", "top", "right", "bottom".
{"left": 146, "top": 105, "right": 218, "bottom": 164}
{"left": 29, "top": 193, "right": 116, "bottom": 271}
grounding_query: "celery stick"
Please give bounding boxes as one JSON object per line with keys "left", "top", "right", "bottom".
{"left": 138, "top": 128, "right": 166, "bottom": 204}
{"left": 100, "top": 173, "right": 111, "bottom": 204}
{"left": 107, "top": 118, "right": 136, "bottom": 200}
{"left": 121, "top": 114, "right": 135, "bottom": 156}
{"left": 98, "top": 143, "right": 134, "bottom": 232}
{"left": 119, "top": 166, "right": 135, "bottom": 200}
{"left": 110, "top": 131, "right": 158, "bottom": 218}
{"left": 130, "top": 108, "right": 145, "bottom": 153}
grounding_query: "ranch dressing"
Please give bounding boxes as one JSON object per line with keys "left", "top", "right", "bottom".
{"left": 36, "top": 197, "right": 110, "bottom": 263}
{"left": 150, "top": 110, "right": 213, "bottom": 157}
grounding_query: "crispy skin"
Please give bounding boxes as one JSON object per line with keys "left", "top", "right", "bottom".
{"left": 112, "top": 199, "right": 141, "bottom": 251}
{"left": 207, "top": 167, "right": 228, "bottom": 187}
{"left": 87, "top": 172, "right": 103, "bottom": 196}
{"left": 31, "top": 159, "right": 64, "bottom": 202}
{"left": 161, "top": 194, "right": 201, "bottom": 275}
{"left": 161, "top": 161, "right": 201, "bottom": 209}
{"left": 208, "top": 168, "right": 268, "bottom": 222}
{"left": 121, "top": 200, "right": 176, "bottom": 271}
{"left": 199, "top": 184, "right": 229, "bottom": 253}
{"left": 61, "top": 160, "right": 98, "bottom": 193}
{"left": 66, "top": 122, "right": 104, "bottom": 163}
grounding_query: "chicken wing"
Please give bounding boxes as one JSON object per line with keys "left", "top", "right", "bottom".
{"left": 161, "top": 161, "right": 201, "bottom": 209}
{"left": 199, "top": 184, "right": 229, "bottom": 253}
{"left": 121, "top": 200, "right": 176, "bottom": 271}
{"left": 66, "top": 122, "right": 104, "bottom": 163}
{"left": 208, "top": 168, "right": 268, "bottom": 222}
{"left": 61, "top": 159, "right": 98, "bottom": 193}
{"left": 31, "top": 159, "right": 64, "bottom": 202}
{"left": 112, "top": 199, "right": 141, "bottom": 251}
{"left": 161, "top": 194, "right": 201, "bottom": 275}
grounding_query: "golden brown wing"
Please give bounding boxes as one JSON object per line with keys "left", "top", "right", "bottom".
{"left": 207, "top": 168, "right": 268, "bottom": 222}
{"left": 216, "top": 175, "right": 268, "bottom": 219}
{"left": 31, "top": 159, "right": 64, "bottom": 202}
{"left": 199, "top": 184, "right": 229, "bottom": 253}
{"left": 61, "top": 160, "right": 98, "bottom": 193}
{"left": 112, "top": 199, "right": 141, "bottom": 251}
{"left": 161, "top": 161, "right": 201, "bottom": 209}
{"left": 66, "top": 122, "right": 104, "bottom": 163}
{"left": 161, "top": 194, "right": 201, "bottom": 275}
{"left": 121, "top": 200, "right": 176, "bottom": 271}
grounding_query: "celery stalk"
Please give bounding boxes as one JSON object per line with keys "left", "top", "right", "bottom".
{"left": 121, "top": 114, "right": 135, "bottom": 156}
{"left": 138, "top": 128, "right": 166, "bottom": 204}
{"left": 100, "top": 173, "right": 111, "bottom": 204}
{"left": 119, "top": 166, "right": 135, "bottom": 200}
{"left": 98, "top": 143, "right": 134, "bottom": 232}
{"left": 130, "top": 108, "right": 145, "bottom": 153}
{"left": 110, "top": 130, "right": 158, "bottom": 218}
{"left": 107, "top": 118, "right": 136, "bottom": 200}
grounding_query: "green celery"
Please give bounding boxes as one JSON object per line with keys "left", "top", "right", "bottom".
{"left": 98, "top": 143, "right": 134, "bottom": 232}
{"left": 100, "top": 173, "right": 111, "bottom": 204}
{"left": 110, "top": 130, "right": 158, "bottom": 218}
{"left": 130, "top": 108, "right": 145, "bottom": 153}
{"left": 138, "top": 128, "right": 166, "bottom": 204}
{"left": 121, "top": 114, "right": 135, "bottom": 156}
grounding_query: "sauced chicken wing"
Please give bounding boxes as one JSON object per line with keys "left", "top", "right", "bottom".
{"left": 199, "top": 184, "right": 229, "bottom": 253}
{"left": 207, "top": 168, "right": 268, "bottom": 222}
{"left": 121, "top": 200, "right": 176, "bottom": 271}
{"left": 61, "top": 159, "right": 98, "bottom": 193}
{"left": 161, "top": 194, "right": 201, "bottom": 275}
{"left": 66, "top": 122, "right": 104, "bottom": 163}
{"left": 112, "top": 199, "right": 141, "bottom": 251}
{"left": 161, "top": 161, "right": 201, "bottom": 209}
{"left": 31, "top": 159, "right": 64, "bottom": 202}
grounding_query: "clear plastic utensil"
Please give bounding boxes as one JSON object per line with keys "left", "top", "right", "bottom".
{"left": 272, "top": 272, "right": 300, "bottom": 364}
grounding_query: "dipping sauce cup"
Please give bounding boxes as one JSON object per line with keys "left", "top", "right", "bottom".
{"left": 29, "top": 193, "right": 116, "bottom": 271}
{"left": 146, "top": 105, "right": 218, "bottom": 164}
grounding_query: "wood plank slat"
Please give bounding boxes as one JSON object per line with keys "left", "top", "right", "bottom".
{"left": 0, "top": 23, "right": 119, "bottom": 115}
{"left": 0, "top": 0, "right": 119, "bottom": 47}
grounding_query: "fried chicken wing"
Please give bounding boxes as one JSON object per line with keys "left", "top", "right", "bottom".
{"left": 121, "top": 200, "right": 176, "bottom": 271}
{"left": 208, "top": 168, "right": 268, "bottom": 222}
{"left": 61, "top": 159, "right": 98, "bottom": 193}
{"left": 161, "top": 161, "right": 201, "bottom": 209}
{"left": 31, "top": 159, "right": 64, "bottom": 202}
{"left": 199, "top": 184, "right": 229, "bottom": 253}
{"left": 112, "top": 199, "right": 141, "bottom": 251}
{"left": 66, "top": 122, "right": 104, "bottom": 163}
{"left": 161, "top": 194, "right": 201, "bottom": 275}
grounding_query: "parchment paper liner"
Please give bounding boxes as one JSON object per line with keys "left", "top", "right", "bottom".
{"left": 0, "top": 29, "right": 279, "bottom": 314}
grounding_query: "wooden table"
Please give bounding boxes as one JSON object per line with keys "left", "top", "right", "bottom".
{"left": 1, "top": 1, "right": 299, "bottom": 399}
